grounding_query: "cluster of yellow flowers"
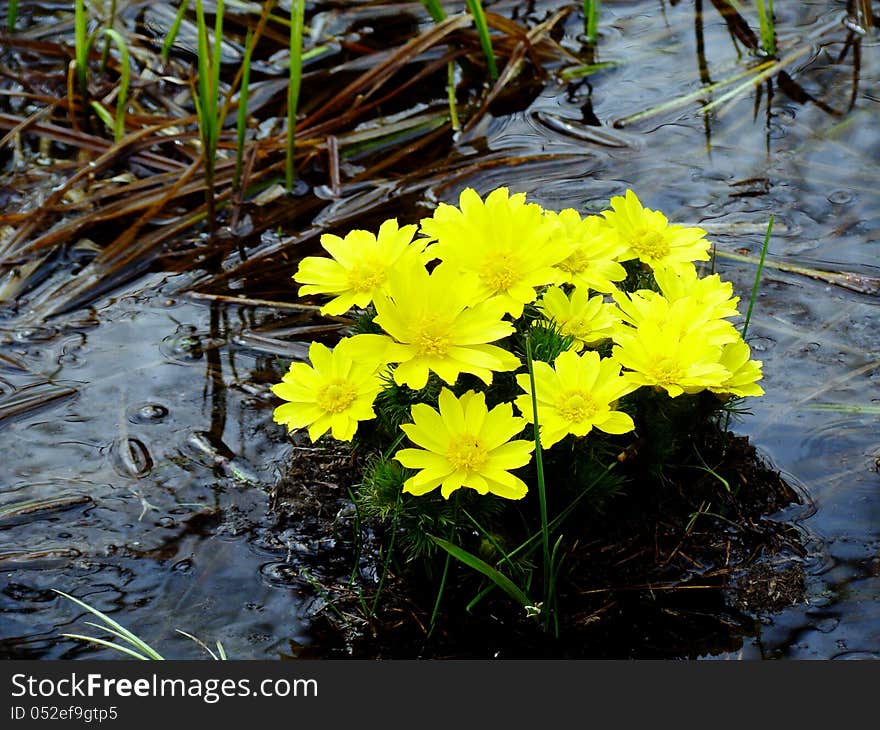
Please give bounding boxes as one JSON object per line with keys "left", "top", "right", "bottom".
{"left": 271, "top": 187, "right": 764, "bottom": 501}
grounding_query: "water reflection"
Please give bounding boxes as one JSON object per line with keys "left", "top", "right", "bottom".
{"left": 0, "top": 274, "right": 305, "bottom": 659}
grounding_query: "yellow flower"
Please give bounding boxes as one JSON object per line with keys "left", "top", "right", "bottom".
{"left": 343, "top": 263, "right": 521, "bottom": 390}
{"left": 537, "top": 286, "right": 620, "bottom": 350}
{"left": 395, "top": 389, "right": 535, "bottom": 499}
{"left": 652, "top": 266, "right": 741, "bottom": 320}
{"left": 544, "top": 209, "right": 629, "bottom": 293}
{"left": 612, "top": 289, "right": 740, "bottom": 347}
{"left": 612, "top": 323, "right": 730, "bottom": 398}
{"left": 601, "top": 190, "right": 710, "bottom": 271}
{"left": 515, "top": 349, "right": 636, "bottom": 448}
{"left": 271, "top": 340, "right": 384, "bottom": 442}
{"left": 709, "top": 339, "right": 765, "bottom": 398}
{"left": 419, "top": 187, "right": 568, "bottom": 317}
{"left": 293, "top": 218, "right": 422, "bottom": 315}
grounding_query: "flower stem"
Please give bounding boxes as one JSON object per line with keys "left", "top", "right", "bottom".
{"left": 525, "top": 332, "right": 551, "bottom": 631}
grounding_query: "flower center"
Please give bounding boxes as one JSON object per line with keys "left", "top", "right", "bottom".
{"left": 648, "top": 357, "right": 685, "bottom": 385}
{"left": 446, "top": 433, "right": 488, "bottom": 472}
{"left": 562, "top": 316, "right": 591, "bottom": 339}
{"left": 411, "top": 315, "right": 453, "bottom": 357}
{"left": 557, "top": 390, "right": 599, "bottom": 422}
{"left": 480, "top": 253, "right": 520, "bottom": 293}
{"left": 347, "top": 257, "right": 386, "bottom": 293}
{"left": 316, "top": 379, "right": 358, "bottom": 414}
{"left": 558, "top": 249, "right": 589, "bottom": 275}
{"left": 631, "top": 229, "right": 670, "bottom": 261}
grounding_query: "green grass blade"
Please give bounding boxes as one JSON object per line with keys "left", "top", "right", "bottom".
{"left": 465, "top": 583, "right": 495, "bottom": 612}
{"left": 741, "top": 215, "right": 773, "bottom": 340}
{"left": 428, "top": 543, "right": 452, "bottom": 638}
{"left": 420, "top": 0, "right": 446, "bottom": 22}
{"left": 524, "top": 333, "right": 551, "bottom": 629}
{"left": 89, "top": 101, "right": 116, "bottom": 134}
{"left": 7, "top": 0, "right": 19, "bottom": 32}
{"left": 60, "top": 634, "right": 153, "bottom": 660}
{"left": 613, "top": 60, "right": 774, "bottom": 125}
{"left": 447, "top": 61, "right": 460, "bottom": 131}
{"left": 195, "top": 0, "right": 220, "bottom": 228}
{"left": 804, "top": 403, "right": 880, "bottom": 415}
{"left": 722, "top": 214, "right": 772, "bottom": 436}
{"left": 420, "top": 0, "right": 455, "bottom": 128}
{"left": 53, "top": 589, "right": 164, "bottom": 660}
{"left": 195, "top": 0, "right": 214, "bottom": 160}
{"left": 286, "top": 0, "right": 306, "bottom": 191}
{"left": 548, "top": 533, "right": 566, "bottom": 637}
{"left": 161, "top": 0, "right": 191, "bottom": 62}
{"left": 99, "top": 0, "right": 118, "bottom": 71}
{"left": 584, "top": 0, "right": 600, "bottom": 45}
{"left": 212, "top": 0, "right": 225, "bottom": 145}
{"left": 559, "top": 60, "right": 618, "bottom": 82}
{"left": 429, "top": 535, "right": 531, "bottom": 609}
{"left": 502, "top": 460, "right": 618, "bottom": 565}
{"left": 300, "top": 568, "right": 350, "bottom": 625}
{"left": 464, "top": 0, "right": 498, "bottom": 81}
{"left": 369, "top": 489, "right": 401, "bottom": 618}
{"left": 756, "top": 0, "right": 776, "bottom": 56}
{"left": 463, "top": 509, "right": 521, "bottom": 577}
{"left": 690, "top": 445, "right": 731, "bottom": 492}
{"left": 78, "top": 621, "right": 165, "bottom": 657}
{"left": 700, "top": 46, "right": 812, "bottom": 115}
{"left": 74, "top": 0, "right": 89, "bottom": 100}
{"left": 175, "top": 629, "right": 219, "bottom": 660}
{"left": 101, "top": 28, "right": 131, "bottom": 142}
{"left": 234, "top": 29, "right": 254, "bottom": 192}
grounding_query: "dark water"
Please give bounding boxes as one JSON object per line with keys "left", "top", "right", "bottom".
{"left": 1, "top": 0, "right": 878, "bottom": 659}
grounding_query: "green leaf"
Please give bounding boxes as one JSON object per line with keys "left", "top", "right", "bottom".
{"left": 429, "top": 535, "right": 531, "bottom": 608}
